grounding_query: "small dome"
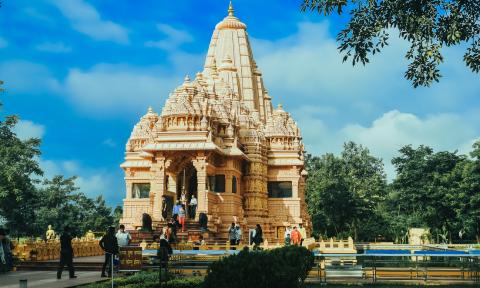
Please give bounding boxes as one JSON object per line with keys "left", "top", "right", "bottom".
{"left": 215, "top": 2, "right": 247, "bottom": 30}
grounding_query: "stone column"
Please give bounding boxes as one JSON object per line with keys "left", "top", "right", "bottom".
{"left": 193, "top": 155, "right": 207, "bottom": 217}
{"left": 292, "top": 178, "right": 299, "bottom": 198}
{"left": 151, "top": 155, "right": 166, "bottom": 220}
{"left": 243, "top": 143, "right": 268, "bottom": 219}
{"left": 225, "top": 172, "right": 233, "bottom": 193}
{"left": 125, "top": 180, "right": 133, "bottom": 199}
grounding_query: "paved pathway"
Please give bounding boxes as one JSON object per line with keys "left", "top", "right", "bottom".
{"left": 0, "top": 271, "right": 106, "bottom": 288}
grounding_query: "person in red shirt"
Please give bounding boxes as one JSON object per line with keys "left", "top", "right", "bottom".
{"left": 291, "top": 226, "right": 301, "bottom": 246}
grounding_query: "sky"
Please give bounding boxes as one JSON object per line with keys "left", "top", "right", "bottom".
{"left": 0, "top": 0, "right": 479, "bottom": 207}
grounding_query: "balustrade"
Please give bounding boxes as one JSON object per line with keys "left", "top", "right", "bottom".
{"left": 12, "top": 238, "right": 103, "bottom": 261}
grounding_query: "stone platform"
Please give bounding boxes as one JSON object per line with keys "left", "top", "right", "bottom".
{"left": 16, "top": 256, "right": 104, "bottom": 272}
{"left": 0, "top": 270, "right": 105, "bottom": 288}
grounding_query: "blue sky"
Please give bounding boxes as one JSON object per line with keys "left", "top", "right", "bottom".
{"left": 1, "top": 0, "right": 479, "bottom": 206}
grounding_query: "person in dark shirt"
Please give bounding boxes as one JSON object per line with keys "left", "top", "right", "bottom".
{"left": 157, "top": 234, "right": 172, "bottom": 269}
{"left": 99, "top": 226, "right": 119, "bottom": 277}
{"left": 253, "top": 224, "right": 263, "bottom": 251}
{"left": 57, "top": 226, "right": 76, "bottom": 279}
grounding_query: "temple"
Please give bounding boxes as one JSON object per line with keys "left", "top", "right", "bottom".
{"left": 120, "top": 2, "right": 311, "bottom": 242}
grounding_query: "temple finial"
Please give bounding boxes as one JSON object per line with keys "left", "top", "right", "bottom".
{"left": 228, "top": 1, "right": 234, "bottom": 16}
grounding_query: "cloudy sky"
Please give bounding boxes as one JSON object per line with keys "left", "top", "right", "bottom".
{"left": 1, "top": 0, "right": 479, "bottom": 206}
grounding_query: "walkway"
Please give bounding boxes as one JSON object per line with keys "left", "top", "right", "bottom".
{"left": 0, "top": 271, "right": 105, "bottom": 288}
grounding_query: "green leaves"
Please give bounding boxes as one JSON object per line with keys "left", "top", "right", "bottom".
{"left": 34, "top": 176, "right": 114, "bottom": 237}
{"left": 0, "top": 97, "right": 115, "bottom": 237}
{"left": 204, "top": 246, "right": 314, "bottom": 288}
{"left": 302, "top": 0, "right": 480, "bottom": 87}
{"left": 0, "top": 110, "right": 43, "bottom": 235}
{"left": 305, "top": 141, "right": 387, "bottom": 240}
{"left": 306, "top": 140, "right": 480, "bottom": 242}
{"left": 390, "top": 143, "right": 480, "bottom": 242}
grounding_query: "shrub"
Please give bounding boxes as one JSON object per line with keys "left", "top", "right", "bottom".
{"left": 203, "top": 246, "right": 315, "bottom": 288}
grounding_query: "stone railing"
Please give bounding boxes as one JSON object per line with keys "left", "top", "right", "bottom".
{"left": 318, "top": 237, "right": 356, "bottom": 253}
{"left": 12, "top": 238, "right": 103, "bottom": 261}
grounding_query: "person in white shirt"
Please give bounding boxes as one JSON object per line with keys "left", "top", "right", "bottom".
{"left": 189, "top": 195, "right": 198, "bottom": 219}
{"left": 116, "top": 225, "right": 131, "bottom": 247}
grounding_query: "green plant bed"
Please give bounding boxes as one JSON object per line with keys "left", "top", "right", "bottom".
{"left": 77, "top": 271, "right": 202, "bottom": 288}
{"left": 306, "top": 285, "right": 477, "bottom": 288}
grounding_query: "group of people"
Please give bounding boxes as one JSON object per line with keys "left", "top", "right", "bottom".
{"left": 57, "top": 224, "right": 132, "bottom": 279}
{"left": 228, "top": 223, "right": 242, "bottom": 246}
{"left": 169, "top": 195, "right": 198, "bottom": 232}
{"left": 284, "top": 223, "right": 307, "bottom": 246}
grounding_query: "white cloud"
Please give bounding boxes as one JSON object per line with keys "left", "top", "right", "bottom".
{"left": 62, "top": 50, "right": 203, "bottom": 116}
{"left": 0, "top": 60, "right": 61, "bottom": 95}
{"left": 102, "top": 138, "right": 117, "bottom": 148}
{"left": 0, "top": 51, "right": 203, "bottom": 117}
{"left": 295, "top": 107, "right": 479, "bottom": 179}
{"left": 64, "top": 64, "right": 182, "bottom": 116}
{"left": 145, "top": 24, "right": 193, "bottom": 50}
{"left": 35, "top": 42, "right": 72, "bottom": 53}
{"left": 39, "top": 159, "right": 120, "bottom": 200}
{"left": 253, "top": 22, "right": 480, "bottom": 117}
{"left": 13, "top": 120, "right": 46, "bottom": 140}
{"left": 51, "top": 0, "right": 129, "bottom": 44}
{"left": 0, "top": 37, "right": 8, "bottom": 48}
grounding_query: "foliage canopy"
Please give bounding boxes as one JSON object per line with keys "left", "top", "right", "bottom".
{"left": 302, "top": 0, "right": 480, "bottom": 87}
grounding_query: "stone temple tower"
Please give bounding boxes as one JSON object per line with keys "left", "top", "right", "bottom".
{"left": 121, "top": 2, "right": 311, "bottom": 242}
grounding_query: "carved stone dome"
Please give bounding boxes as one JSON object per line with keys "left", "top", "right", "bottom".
{"left": 215, "top": 2, "right": 247, "bottom": 30}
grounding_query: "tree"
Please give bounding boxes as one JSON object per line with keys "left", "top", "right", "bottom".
{"left": 306, "top": 153, "right": 355, "bottom": 237}
{"left": 35, "top": 176, "right": 80, "bottom": 236}
{"left": 0, "top": 105, "right": 43, "bottom": 236}
{"left": 0, "top": 90, "right": 116, "bottom": 237}
{"left": 76, "top": 194, "right": 113, "bottom": 234}
{"left": 302, "top": 0, "right": 480, "bottom": 87}
{"left": 113, "top": 205, "right": 123, "bottom": 227}
{"left": 305, "top": 142, "right": 388, "bottom": 240}
{"left": 456, "top": 140, "right": 480, "bottom": 242}
{"left": 35, "top": 176, "right": 114, "bottom": 237}
{"left": 389, "top": 145, "right": 467, "bottom": 242}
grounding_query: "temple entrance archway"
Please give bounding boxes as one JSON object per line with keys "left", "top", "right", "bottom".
{"left": 177, "top": 162, "right": 197, "bottom": 201}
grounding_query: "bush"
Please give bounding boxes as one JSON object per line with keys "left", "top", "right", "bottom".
{"left": 203, "top": 246, "right": 315, "bottom": 288}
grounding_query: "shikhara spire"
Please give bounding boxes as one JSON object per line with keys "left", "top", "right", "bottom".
{"left": 228, "top": 1, "right": 234, "bottom": 16}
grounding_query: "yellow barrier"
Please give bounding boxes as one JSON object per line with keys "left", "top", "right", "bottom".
{"left": 12, "top": 238, "right": 103, "bottom": 261}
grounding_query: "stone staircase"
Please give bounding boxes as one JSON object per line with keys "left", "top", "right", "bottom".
{"left": 129, "top": 220, "right": 231, "bottom": 245}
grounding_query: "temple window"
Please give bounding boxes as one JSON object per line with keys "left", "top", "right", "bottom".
{"left": 132, "top": 183, "right": 150, "bottom": 198}
{"left": 232, "top": 176, "right": 237, "bottom": 193}
{"left": 207, "top": 175, "right": 226, "bottom": 192}
{"left": 268, "top": 181, "right": 292, "bottom": 198}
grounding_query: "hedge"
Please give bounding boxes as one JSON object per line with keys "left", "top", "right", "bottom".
{"left": 203, "top": 245, "right": 315, "bottom": 288}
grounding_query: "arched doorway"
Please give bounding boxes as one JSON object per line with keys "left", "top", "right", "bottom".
{"left": 176, "top": 161, "right": 197, "bottom": 218}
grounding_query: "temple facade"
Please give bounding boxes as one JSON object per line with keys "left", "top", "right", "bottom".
{"left": 121, "top": 3, "right": 311, "bottom": 242}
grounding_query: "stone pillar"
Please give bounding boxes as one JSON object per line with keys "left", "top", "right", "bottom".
{"left": 243, "top": 143, "right": 268, "bottom": 219}
{"left": 292, "top": 178, "right": 299, "bottom": 198}
{"left": 193, "top": 155, "right": 207, "bottom": 217}
{"left": 225, "top": 172, "right": 233, "bottom": 193}
{"left": 125, "top": 180, "right": 133, "bottom": 199}
{"left": 151, "top": 155, "right": 166, "bottom": 220}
